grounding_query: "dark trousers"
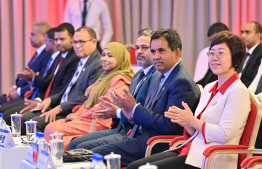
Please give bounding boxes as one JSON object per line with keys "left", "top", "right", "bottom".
{"left": 127, "top": 151, "right": 200, "bottom": 169}
{"left": 69, "top": 128, "right": 124, "bottom": 150}
{"left": 21, "top": 110, "right": 66, "bottom": 135}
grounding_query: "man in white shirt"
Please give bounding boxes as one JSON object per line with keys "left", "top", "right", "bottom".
{"left": 64, "top": 0, "right": 113, "bottom": 52}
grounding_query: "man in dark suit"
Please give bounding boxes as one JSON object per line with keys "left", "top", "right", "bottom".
{"left": 1, "top": 24, "right": 80, "bottom": 126}
{"left": 82, "top": 29, "right": 199, "bottom": 167}
{"left": 21, "top": 26, "right": 103, "bottom": 132}
{"left": 0, "top": 21, "right": 51, "bottom": 105}
{"left": 239, "top": 21, "right": 262, "bottom": 88}
{"left": 68, "top": 28, "right": 159, "bottom": 150}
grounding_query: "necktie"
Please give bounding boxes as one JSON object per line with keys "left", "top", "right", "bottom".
{"left": 44, "top": 57, "right": 64, "bottom": 99}
{"left": 144, "top": 74, "right": 165, "bottom": 108}
{"left": 130, "top": 71, "right": 145, "bottom": 95}
{"left": 238, "top": 52, "right": 250, "bottom": 74}
{"left": 128, "top": 74, "right": 165, "bottom": 139}
{"left": 42, "top": 57, "right": 54, "bottom": 78}
{"left": 82, "top": 0, "right": 88, "bottom": 26}
{"left": 255, "top": 76, "right": 262, "bottom": 94}
{"left": 28, "top": 52, "right": 38, "bottom": 67}
{"left": 60, "top": 60, "right": 83, "bottom": 103}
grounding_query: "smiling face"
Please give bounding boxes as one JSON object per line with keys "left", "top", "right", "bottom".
{"left": 135, "top": 35, "right": 153, "bottom": 68}
{"left": 101, "top": 48, "right": 117, "bottom": 71}
{"left": 150, "top": 36, "right": 180, "bottom": 73}
{"left": 208, "top": 42, "right": 236, "bottom": 78}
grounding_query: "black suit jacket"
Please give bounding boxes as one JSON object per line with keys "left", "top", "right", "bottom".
{"left": 33, "top": 48, "right": 80, "bottom": 99}
{"left": 16, "top": 49, "right": 51, "bottom": 96}
{"left": 133, "top": 62, "right": 199, "bottom": 141}
{"left": 241, "top": 43, "right": 262, "bottom": 88}
{"left": 50, "top": 49, "right": 103, "bottom": 115}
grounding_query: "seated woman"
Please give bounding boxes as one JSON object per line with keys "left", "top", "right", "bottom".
{"left": 127, "top": 31, "right": 251, "bottom": 169}
{"left": 44, "top": 42, "right": 133, "bottom": 150}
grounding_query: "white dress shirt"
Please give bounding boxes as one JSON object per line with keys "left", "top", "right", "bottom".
{"left": 64, "top": 0, "right": 113, "bottom": 49}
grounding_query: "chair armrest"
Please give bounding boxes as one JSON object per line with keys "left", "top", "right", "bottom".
{"left": 169, "top": 136, "right": 186, "bottom": 148}
{"left": 145, "top": 135, "right": 183, "bottom": 157}
{"left": 72, "top": 105, "right": 82, "bottom": 113}
{"left": 203, "top": 145, "right": 249, "bottom": 169}
{"left": 244, "top": 156, "right": 262, "bottom": 168}
{"left": 24, "top": 90, "right": 34, "bottom": 98}
{"left": 241, "top": 156, "right": 258, "bottom": 168}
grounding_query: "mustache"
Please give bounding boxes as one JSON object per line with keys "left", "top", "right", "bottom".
{"left": 136, "top": 54, "right": 145, "bottom": 59}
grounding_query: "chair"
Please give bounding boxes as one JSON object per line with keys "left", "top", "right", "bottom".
{"left": 125, "top": 43, "right": 137, "bottom": 65}
{"left": 145, "top": 84, "right": 203, "bottom": 157}
{"left": 241, "top": 156, "right": 262, "bottom": 169}
{"left": 145, "top": 90, "right": 262, "bottom": 169}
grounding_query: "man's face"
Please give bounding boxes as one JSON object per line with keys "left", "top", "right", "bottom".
{"left": 150, "top": 37, "right": 180, "bottom": 73}
{"left": 73, "top": 30, "right": 96, "bottom": 58}
{"left": 29, "top": 26, "right": 45, "bottom": 48}
{"left": 241, "top": 23, "right": 261, "bottom": 49}
{"left": 54, "top": 30, "right": 73, "bottom": 53}
{"left": 135, "top": 36, "right": 153, "bottom": 68}
{"left": 44, "top": 38, "right": 54, "bottom": 53}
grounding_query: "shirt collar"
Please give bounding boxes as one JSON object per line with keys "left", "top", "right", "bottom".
{"left": 80, "top": 55, "right": 90, "bottom": 66}
{"left": 51, "top": 51, "right": 60, "bottom": 60}
{"left": 61, "top": 52, "right": 68, "bottom": 58}
{"left": 162, "top": 59, "right": 181, "bottom": 79}
{"left": 209, "top": 73, "right": 239, "bottom": 95}
{"left": 247, "top": 42, "right": 260, "bottom": 55}
{"left": 142, "top": 65, "right": 153, "bottom": 75}
{"left": 36, "top": 44, "right": 46, "bottom": 56}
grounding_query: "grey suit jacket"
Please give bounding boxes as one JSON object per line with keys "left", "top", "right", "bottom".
{"left": 50, "top": 49, "right": 103, "bottom": 115}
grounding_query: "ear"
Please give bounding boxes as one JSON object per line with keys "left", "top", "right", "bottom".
{"left": 174, "top": 48, "right": 181, "bottom": 59}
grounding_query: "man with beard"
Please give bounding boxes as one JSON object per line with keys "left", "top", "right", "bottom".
{"left": 68, "top": 28, "right": 160, "bottom": 150}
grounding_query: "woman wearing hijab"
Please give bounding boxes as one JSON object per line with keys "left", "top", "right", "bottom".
{"left": 44, "top": 42, "right": 133, "bottom": 150}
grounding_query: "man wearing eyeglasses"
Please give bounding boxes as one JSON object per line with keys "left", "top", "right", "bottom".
{"left": 20, "top": 26, "right": 103, "bottom": 133}
{"left": 1, "top": 24, "right": 80, "bottom": 126}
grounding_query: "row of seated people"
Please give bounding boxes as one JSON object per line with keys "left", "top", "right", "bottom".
{"left": 0, "top": 21, "right": 261, "bottom": 169}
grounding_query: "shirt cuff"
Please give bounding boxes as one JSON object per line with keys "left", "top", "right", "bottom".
{"left": 128, "top": 104, "right": 138, "bottom": 123}
{"left": 34, "top": 97, "right": 42, "bottom": 103}
{"left": 116, "top": 109, "right": 122, "bottom": 119}
{"left": 30, "top": 85, "right": 35, "bottom": 91}
{"left": 17, "top": 87, "right": 21, "bottom": 96}
{"left": 202, "top": 122, "right": 208, "bottom": 144}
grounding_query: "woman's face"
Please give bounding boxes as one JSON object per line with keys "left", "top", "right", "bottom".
{"left": 101, "top": 49, "right": 117, "bottom": 71}
{"left": 208, "top": 42, "right": 235, "bottom": 76}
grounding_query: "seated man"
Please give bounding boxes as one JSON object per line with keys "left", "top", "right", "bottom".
{"left": 75, "top": 29, "right": 200, "bottom": 167}
{"left": 20, "top": 26, "right": 103, "bottom": 133}
{"left": 68, "top": 28, "right": 158, "bottom": 150}
{"left": 0, "top": 21, "right": 51, "bottom": 105}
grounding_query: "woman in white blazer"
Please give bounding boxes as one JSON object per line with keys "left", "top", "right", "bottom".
{"left": 127, "top": 31, "right": 251, "bottom": 169}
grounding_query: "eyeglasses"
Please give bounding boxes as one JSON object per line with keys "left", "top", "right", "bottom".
{"left": 207, "top": 51, "right": 230, "bottom": 59}
{"left": 72, "top": 39, "right": 93, "bottom": 46}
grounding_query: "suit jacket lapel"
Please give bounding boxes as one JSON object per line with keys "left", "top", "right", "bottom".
{"left": 242, "top": 44, "right": 261, "bottom": 75}
{"left": 150, "top": 62, "right": 182, "bottom": 106}
{"left": 133, "top": 66, "right": 156, "bottom": 96}
{"left": 194, "top": 91, "right": 212, "bottom": 118}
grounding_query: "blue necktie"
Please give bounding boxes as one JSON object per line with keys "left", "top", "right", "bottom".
{"left": 61, "top": 61, "right": 83, "bottom": 103}
{"left": 238, "top": 52, "right": 250, "bottom": 74}
{"left": 42, "top": 57, "right": 53, "bottom": 77}
{"left": 28, "top": 52, "right": 38, "bottom": 67}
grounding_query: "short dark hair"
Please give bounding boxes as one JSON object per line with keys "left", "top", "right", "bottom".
{"left": 75, "top": 26, "right": 97, "bottom": 39}
{"left": 151, "top": 29, "right": 182, "bottom": 52}
{"left": 138, "top": 28, "right": 155, "bottom": 37}
{"left": 210, "top": 31, "right": 246, "bottom": 71}
{"left": 207, "top": 22, "right": 229, "bottom": 37}
{"left": 248, "top": 21, "right": 262, "bottom": 34}
{"left": 46, "top": 28, "right": 56, "bottom": 40}
{"left": 55, "top": 23, "right": 75, "bottom": 37}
